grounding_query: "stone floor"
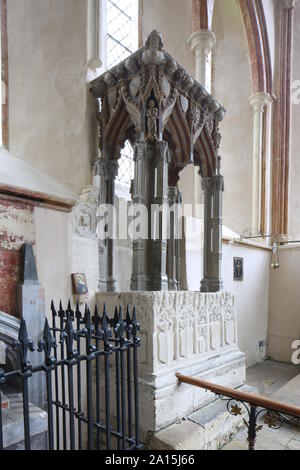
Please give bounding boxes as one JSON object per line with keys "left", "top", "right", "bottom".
{"left": 222, "top": 360, "right": 300, "bottom": 450}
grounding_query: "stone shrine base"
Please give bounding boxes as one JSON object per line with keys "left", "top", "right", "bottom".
{"left": 96, "top": 291, "right": 245, "bottom": 443}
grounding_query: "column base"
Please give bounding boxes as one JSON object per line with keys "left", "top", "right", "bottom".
{"left": 151, "top": 275, "right": 169, "bottom": 291}
{"left": 107, "top": 277, "right": 117, "bottom": 292}
{"left": 130, "top": 274, "right": 151, "bottom": 291}
{"left": 200, "top": 277, "right": 223, "bottom": 293}
{"left": 98, "top": 279, "right": 108, "bottom": 292}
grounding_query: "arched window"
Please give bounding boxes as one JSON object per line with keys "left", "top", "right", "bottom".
{"left": 106, "top": 0, "right": 139, "bottom": 69}
{"left": 106, "top": 0, "right": 138, "bottom": 196}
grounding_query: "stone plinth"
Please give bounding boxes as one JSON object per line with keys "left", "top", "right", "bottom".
{"left": 96, "top": 291, "right": 245, "bottom": 440}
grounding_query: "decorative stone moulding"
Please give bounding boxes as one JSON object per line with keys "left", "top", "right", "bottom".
{"left": 90, "top": 31, "right": 227, "bottom": 294}
{"left": 90, "top": 29, "right": 226, "bottom": 174}
{"left": 96, "top": 291, "right": 245, "bottom": 438}
{"left": 73, "top": 185, "right": 99, "bottom": 238}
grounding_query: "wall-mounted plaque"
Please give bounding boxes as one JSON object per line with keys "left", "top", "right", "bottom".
{"left": 72, "top": 273, "right": 88, "bottom": 294}
{"left": 233, "top": 257, "right": 244, "bottom": 281}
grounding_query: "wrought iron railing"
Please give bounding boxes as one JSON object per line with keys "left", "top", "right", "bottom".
{"left": 176, "top": 373, "right": 300, "bottom": 450}
{"left": 0, "top": 302, "right": 142, "bottom": 450}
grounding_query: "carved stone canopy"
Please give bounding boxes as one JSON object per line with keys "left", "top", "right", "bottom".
{"left": 90, "top": 30, "right": 226, "bottom": 179}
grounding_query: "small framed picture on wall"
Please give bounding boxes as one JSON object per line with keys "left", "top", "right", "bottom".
{"left": 72, "top": 273, "right": 88, "bottom": 294}
{"left": 233, "top": 257, "right": 244, "bottom": 281}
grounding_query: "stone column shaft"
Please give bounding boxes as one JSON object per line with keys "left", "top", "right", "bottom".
{"left": 87, "top": 0, "right": 101, "bottom": 69}
{"left": 188, "top": 29, "right": 216, "bottom": 93}
{"left": 131, "top": 141, "right": 170, "bottom": 291}
{"left": 200, "top": 175, "right": 224, "bottom": 292}
{"left": 249, "top": 92, "right": 271, "bottom": 233}
{"left": 106, "top": 160, "right": 118, "bottom": 292}
{"left": 131, "top": 143, "right": 151, "bottom": 291}
{"left": 151, "top": 141, "right": 169, "bottom": 291}
{"left": 97, "top": 160, "right": 108, "bottom": 292}
{"left": 167, "top": 187, "right": 179, "bottom": 291}
{"left": 97, "top": 159, "right": 118, "bottom": 292}
{"left": 189, "top": 29, "right": 216, "bottom": 208}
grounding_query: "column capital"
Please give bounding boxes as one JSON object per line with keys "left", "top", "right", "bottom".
{"left": 248, "top": 92, "right": 272, "bottom": 113}
{"left": 106, "top": 159, "right": 118, "bottom": 179}
{"left": 201, "top": 175, "right": 224, "bottom": 194}
{"left": 95, "top": 158, "right": 118, "bottom": 179}
{"left": 188, "top": 29, "right": 216, "bottom": 54}
{"left": 282, "top": 0, "right": 297, "bottom": 10}
{"left": 156, "top": 141, "right": 170, "bottom": 164}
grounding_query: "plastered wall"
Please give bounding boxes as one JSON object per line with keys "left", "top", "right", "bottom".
{"left": 268, "top": 246, "right": 300, "bottom": 363}
{"left": 7, "top": 0, "right": 97, "bottom": 195}
{"left": 212, "top": 0, "right": 253, "bottom": 235}
{"left": 289, "top": 3, "right": 300, "bottom": 239}
{"left": 0, "top": 197, "right": 35, "bottom": 316}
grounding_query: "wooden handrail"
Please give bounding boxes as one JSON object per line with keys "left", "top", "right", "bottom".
{"left": 176, "top": 373, "right": 300, "bottom": 418}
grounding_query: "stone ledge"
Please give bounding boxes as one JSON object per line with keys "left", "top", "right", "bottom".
{"left": 0, "top": 147, "right": 77, "bottom": 211}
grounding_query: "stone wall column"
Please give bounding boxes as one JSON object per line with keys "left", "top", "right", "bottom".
{"left": 188, "top": 30, "right": 216, "bottom": 93}
{"left": 249, "top": 92, "right": 271, "bottom": 233}
{"left": 200, "top": 175, "right": 224, "bottom": 292}
{"left": 106, "top": 160, "right": 118, "bottom": 292}
{"left": 87, "top": 0, "right": 101, "bottom": 69}
{"left": 131, "top": 142, "right": 151, "bottom": 291}
{"left": 151, "top": 141, "right": 170, "bottom": 291}
{"left": 189, "top": 29, "right": 216, "bottom": 208}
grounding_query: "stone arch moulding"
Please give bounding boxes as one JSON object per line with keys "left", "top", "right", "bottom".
{"left": 192, "top": 0, "right": 216, "bottom": 32}
{"left": 239, "top": 0, "right": 274, "bottom": 236}
{"left": 239, "top": 0, "right": 272, "bottom": 96}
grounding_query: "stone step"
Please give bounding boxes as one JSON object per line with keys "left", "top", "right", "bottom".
{"left": 147, "top": 385, "right": 257, "bottom": 450}
{"left": 1, "top": 389, "right": 48, "bottom": 450}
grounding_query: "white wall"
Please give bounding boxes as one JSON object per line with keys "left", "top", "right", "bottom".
{"left": 140, "top": 0, "right": 194, "bottom": 76}
{"left": 34, "top": 207, "right": 73, "bottom": 319}
{"left": 212, "top": 0, "right": 253, "bottom": 234}
{"left": 222, "top": 241, "right": 270, "bottom": 367}
{"left": 268, "top": 246, "right": 300, "bottom": 362}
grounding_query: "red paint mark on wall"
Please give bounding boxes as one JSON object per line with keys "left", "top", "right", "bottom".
{"left": 0, "top": 196, "right": 35, "bottom": 316}
{"left": 0, "top": 247, "right": 20, "bottom": 316}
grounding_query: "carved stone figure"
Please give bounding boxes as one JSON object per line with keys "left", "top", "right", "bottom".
{"left": 146, "top": 100, "right": 159, "bottom": 141}
{"left": 142, "top": 30, "right": 165, "bottom": 65}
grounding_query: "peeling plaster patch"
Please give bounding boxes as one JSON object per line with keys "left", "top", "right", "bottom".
{"left": 0, "top": 203, "right": 35, "bottom": 250}
{"left": 0, "top": 247, "right": 20, "bottom": 315}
